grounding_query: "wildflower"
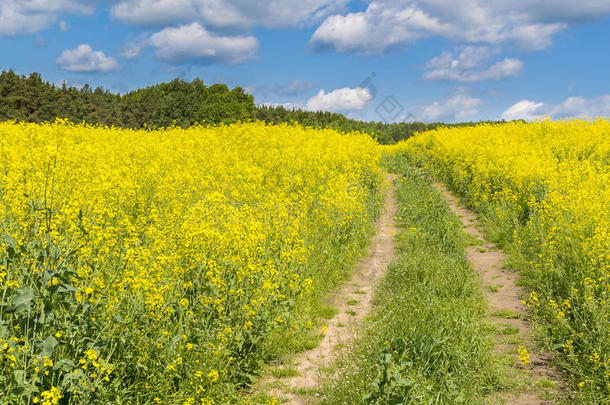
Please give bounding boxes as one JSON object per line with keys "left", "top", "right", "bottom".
{"left": 517, "top": 345, "right": 531, "bottom": 366}
{"left": 40, "top": 386, "right": 62, "bottom": 405}
{"left": 207, "top": 370, "right": 219, "bottom": 383}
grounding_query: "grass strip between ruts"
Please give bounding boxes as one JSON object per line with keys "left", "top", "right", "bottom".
{"left": 322, "top": 166, "right": 501, "bottom": 404}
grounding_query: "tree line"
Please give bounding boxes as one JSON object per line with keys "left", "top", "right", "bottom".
{"left": 0, "top": 70, "right": 504, "bottom": 144}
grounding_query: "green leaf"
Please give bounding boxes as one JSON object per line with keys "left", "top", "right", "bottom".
{"left": 6, "top": 246, "right": 15, "bottom": 260}
{"left": 42, "top": 270, "right": 55, "bottom": 287}
{"left": 13, "top": 287, "right": 34, "bottom": 306}
{"left": 170, "top": 334, "right": 182, "bottom": 348}
{"left": 13, "top": 369, "right": 24, "bottom": 383}
{"left": 3, "top": 232, "right": 16, "bottom": 248}
{"left": 39, "top": 335, "right": 58, "bottom": 357}
{"left": 0, "top": 324, "right": 8, "bottom": 339}
{"left": 20, "top": 382, "right": 38, "bottom": 397}
{"left": 56, "top": 358, "right": 74, "bottom": 372}
{"left": 5, "top": 287, "right": 35, "bottom": 314}
{"left": 57, "top": 284, "right": 78, "bottom": 293}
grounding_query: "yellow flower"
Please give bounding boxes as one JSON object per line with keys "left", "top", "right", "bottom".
{"left": 392, "top": 118, "right": 610, "bottom": 388}
{"left": 40, "top": 386, "right": 62, "bottom": 405}
{"left": 43, "top": 356, "right": 53, "bottom": 368}
{"left": 84, "top": 349, "right": 98, "bottom": 361}
{"left": 207, "top": 370, "right": 220, "bottom": 383}
{"left": 0, "top": 120, "right": 383, "bottom": 401}
{"left": 517, "top": 345, "right": 531, "bottom": 366}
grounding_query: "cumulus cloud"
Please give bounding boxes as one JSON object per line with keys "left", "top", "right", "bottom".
{"left": 148, "top": 22, "right": 258, "bottom": 65}
{"left": 419, "top": 89, "right": 481, "bottom": 122}
{"left": 118, "top": 22, "right": 260, "bottom": 65}
{"left": 111, "top": 0, "right": 195, "bottom": 27}
{"left": 305, "top": 87, "right": 372, "bottom": 112}
{"left": 311, "top": 0, "right": 610, "bottom": 54}
{"left": 0, "top": 0, "right": 94, "bottom": 36}
{"left": 120, "top": 33, "right": 150, "bottom": 59}
{"left": 262, "top": 86, "right": 373, "bottom": 113}
{"left": 111, "top": 0, "right": 350, "bottom": 30}
{"left": 56, "top": 44, "right": 120, "bottom": 73}
{"left": 552, "top": 96, "right": 610, "bottom": 118}
{"left": 501, "top": 100, "right": 546, "bottom": 121}
{"left": 423, "top": 46, "right": 523, "bottom": 82}
{"left": 501, "top": 95, "right": 610, "bottom": 121}
{"left": 311, "top": 4, "right": 437, "bottom": 53}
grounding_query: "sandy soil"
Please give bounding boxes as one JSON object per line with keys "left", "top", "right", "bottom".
{"left": 263, "top": 174, "right": 399, "bottom": 404}
{"left": 435, "top": 183, "right": 561, "bottom": 405}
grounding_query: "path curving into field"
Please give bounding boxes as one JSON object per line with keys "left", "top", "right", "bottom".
{"left": 265, "top": 174, "right": 399, "bottom": 404}
{"left": 435, "top": 183, "right": 562, "bottom": 404}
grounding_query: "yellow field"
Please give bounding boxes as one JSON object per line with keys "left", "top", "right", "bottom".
{"left": 3, "top": 117, "right": 609, "bottom": 403}
{"left": 387, "top": 119, "right": 610, "bottom": 399}
{"left": 0, "top": 121, "right": 382, "bottom": 404}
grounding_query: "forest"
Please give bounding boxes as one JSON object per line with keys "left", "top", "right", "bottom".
{"left": 0, "top": 70, "right": 503, "bottom": 144}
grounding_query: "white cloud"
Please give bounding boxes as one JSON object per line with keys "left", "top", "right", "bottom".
{"left": 311, "top": 0, "right": 610, "bottom": 54}
{"left": 501, "top": 95, "right": 610, "bottom": 121}
{"left": 111, "top": 0, "right": 350, "bottom": 29}
{"left": 311, "top": 4, "right": 437, "bottom": 53}
{"left": 120, "top": 34, "right": 150, "bottom": 59}
{"left": 552, "top": 96, "right": 610, "bottom": 118}
{"left": 262, "top": 86, "right": 373, "bottom": 113}
{"left": 419, "top": 89, "right": 481, "bottom": 122}
{"left": 305, "top": 87, "right": 372, "bottom": 112}
{"left": 508, "top": 22, "right": 565, "bottom": 51}
{"left": 58, "top": 20, "right": 68, "bottom": 32}
{"left": 56, "top": 44, "right": 120, "bottom": 73}
{"left": 423, "top": 46, "right": 523, "bottom": 82}
{"left": 111, "top": 0, "right": 195, "bottom": 27}
{"left": 500, "top": 100, "right": 546, "bottom": 121}
{"left": 149, "top": 22, "right": 258, "bottom": 65}
{"left": 0, "top": 0, "right": 94, "bottom": 36}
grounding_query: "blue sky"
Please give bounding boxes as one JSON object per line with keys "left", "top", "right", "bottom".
{"left": 1, "top": 0, "right": 610, "bottom": 123}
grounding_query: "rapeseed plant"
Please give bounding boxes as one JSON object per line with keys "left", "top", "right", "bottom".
{"left": 0, "top": 120, "right": 382, "bottom": 403}
{"left": 387, "top": 118, "right": 610, "bottom": 400}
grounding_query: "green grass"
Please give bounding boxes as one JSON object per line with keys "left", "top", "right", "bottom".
{"left": 269, "top": 367, "right": 300, "bottom": 378}
{"left": 491, "top": 309, "right": 521, "bottom": 319}
{"left": 317, "top": 305, "right": 339, "bottom": 319}
{"left": 258, "top": 186, "right": 382, "bottom": 362}
{"left": 465, "top": 233, "right": 484, "bottom": 246}
{"left": 487, "top": 284, "right": 502, "bottom": 293}
{"left": 398, "top": 149, "right": 610, "bottom": 401}
{"left": 321, "top": 168, "right": 501, "bottom": 404}
{"left": 501, "top": 327, "right": 520, "bottom": 335}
